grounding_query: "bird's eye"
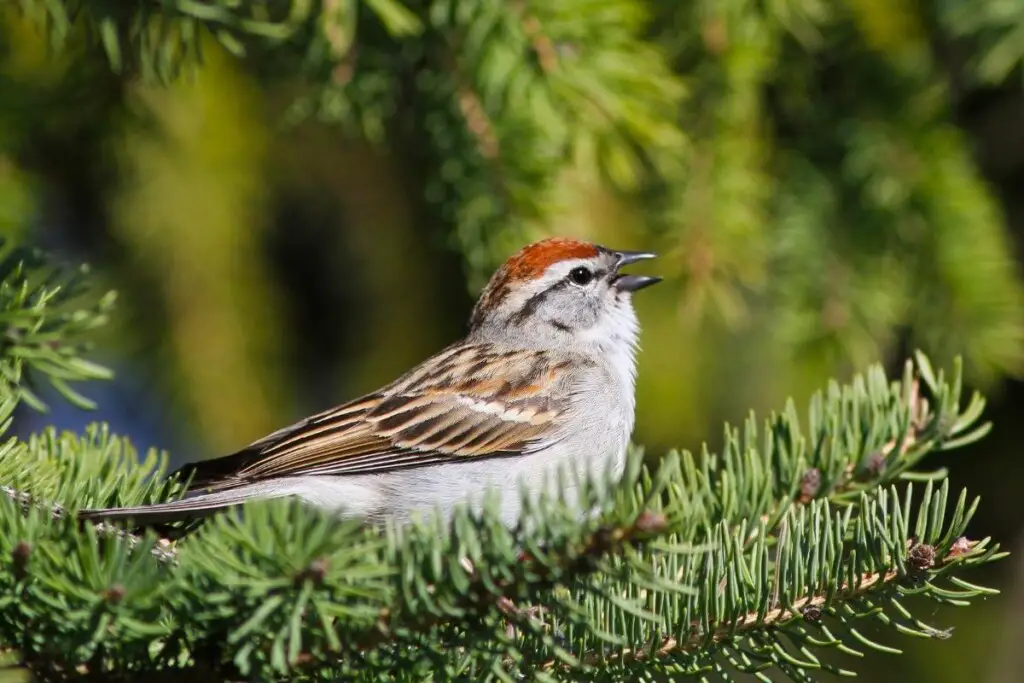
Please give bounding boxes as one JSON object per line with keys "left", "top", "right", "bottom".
{"left": 568, "top": 266, "right": 594, "bottom": 286}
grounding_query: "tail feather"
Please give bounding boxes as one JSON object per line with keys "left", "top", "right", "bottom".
{"left": 77, "top": 488, "right": 259, "bottom": 526}
{"left": 79, "top": 441, "right": 326, "bottom": 528}
{"left": 77, "top": 448, "right": 271, "bottom": 527}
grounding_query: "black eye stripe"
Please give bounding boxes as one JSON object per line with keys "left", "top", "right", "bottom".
{"left": 508, "top": 281, "right": 565, "bottom": 324}
{"left": 506, "top": 266, "right": 608, "bottom": 326}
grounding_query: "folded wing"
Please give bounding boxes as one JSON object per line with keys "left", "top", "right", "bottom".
{"left": 184, "top": 344, "right": 579, "bottom": 492}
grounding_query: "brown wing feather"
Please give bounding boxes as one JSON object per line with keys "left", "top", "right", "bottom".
{"left": 181, "top": 344, "right": 578, "bottom": 492}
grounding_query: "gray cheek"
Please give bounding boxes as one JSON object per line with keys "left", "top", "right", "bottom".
{"left": 538, "top": 287, "right": 604, "bottom": 333}
{"left": 563, "top": 295, "right": 600, "bottom": 329}
{"left": 588, "top": 293, "right": 610, "bottom": 327}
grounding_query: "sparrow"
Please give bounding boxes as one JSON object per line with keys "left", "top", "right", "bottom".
{"left": 78, "top": 238, "right": 661, "bottom": 528}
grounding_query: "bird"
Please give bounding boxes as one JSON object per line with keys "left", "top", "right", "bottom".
{"left": 78, "top": 237, "right": 661, "bottom": 528}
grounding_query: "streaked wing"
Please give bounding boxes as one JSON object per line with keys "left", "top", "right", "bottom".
{"left": 187, "top": 344, "right": 579, "bottom": 491}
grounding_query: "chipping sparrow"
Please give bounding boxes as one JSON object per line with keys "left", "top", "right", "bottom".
{"left": 79, "top": 238, "right": 660, "bottom": 528}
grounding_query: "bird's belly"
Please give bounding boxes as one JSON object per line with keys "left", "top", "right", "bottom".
{"left": 290, "top": 414, "right": 631, "bottom": 528}
{"left": 380, "top": 445, "right": 625, "bottom": 526}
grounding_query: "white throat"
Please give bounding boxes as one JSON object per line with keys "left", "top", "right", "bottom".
{"left": 576, "top": 301, "right": 641, "bottom": 413}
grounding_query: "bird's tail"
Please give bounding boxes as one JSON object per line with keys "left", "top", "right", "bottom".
{"left": 77, "top": 488, "right": 264, "bottom": 526}
{"left": 77, "top": 449, "right": 268, "bottom": 527}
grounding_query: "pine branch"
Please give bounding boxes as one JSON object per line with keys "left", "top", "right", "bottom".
{"left": 937, "top": 0, "right": 1024, "bottom": 84}
{"left": 0, "top": 485, "right": 178, "bottom": 565}
{"left": 0, "top": 255, "right": 1001, "bottom": 682}
{"left": 0, "top": 242, "right": 1009, "bottom": 683}
{"left": 13, "top": 0, "right": 318, "bottom": 81}
{"left": 360, "top": 509, "right": 669, "bottom": 653}
{"left": 510, "top": 1, "right": 558, "bottom": 74}
{"left": 0, "top": 240, "right": 115, "bottom": 414}
{"left": 515, "top": 479, "right": 1002, "bottom": 681}
{"left": 580, "top": 536, "right": 981, "bottom": 670}
{"left": 0, "top": 367, "right": 1005, "bottom": 682}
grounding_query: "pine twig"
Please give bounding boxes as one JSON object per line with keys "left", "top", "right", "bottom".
{"left": 0, "top": 485, "right": 178, "bottom": 565}
{"left": 543, "top": 537, "right": 978, "bottom": 671}
{"left": 440, "top": 46, "right": 500, "bottom": 160}
{"left": 309, "top": 511, "right": 670, "bottom": 663}
{"left": 511, "top": 1, "right": 559, "bottom": 73}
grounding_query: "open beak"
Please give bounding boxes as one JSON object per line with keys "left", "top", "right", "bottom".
{"left": 611, "top": 250, "right": 662, "bottom": 292}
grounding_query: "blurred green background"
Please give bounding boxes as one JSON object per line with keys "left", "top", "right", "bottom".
{"left": 2, "top": 1, "right": 1024, "bottom": 681}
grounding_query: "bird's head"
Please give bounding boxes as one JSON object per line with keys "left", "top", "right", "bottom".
{"left": 468, "top": 238, "right": 661, "bottom": 350}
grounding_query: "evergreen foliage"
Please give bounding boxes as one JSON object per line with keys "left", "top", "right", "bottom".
{"left": 2, "top": 1, "right": 1022, "bottom": 680}
{"left": 0, "top": 237, "right": 1008, "bottom": 680}
{"left": 9, "top": 0, "right": 1024, "bottom": 387}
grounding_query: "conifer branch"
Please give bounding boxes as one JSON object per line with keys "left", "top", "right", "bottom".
{"left": 0, "top": 275, "right": 1002, "bottom": 682}
{"left": 0, "top": 485, "right": 179, "bottom": 565}
{"left": 445, "top": 48, "right": 500, "bottom": 161}
{"left": 583, "top": 536, "right": 979, "bottom": 670}
{"left": 511, "top": 1, "right": 559, "bottom": 73}
{"left": 361, "top": 510, "right": 668, "bottom": 651}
